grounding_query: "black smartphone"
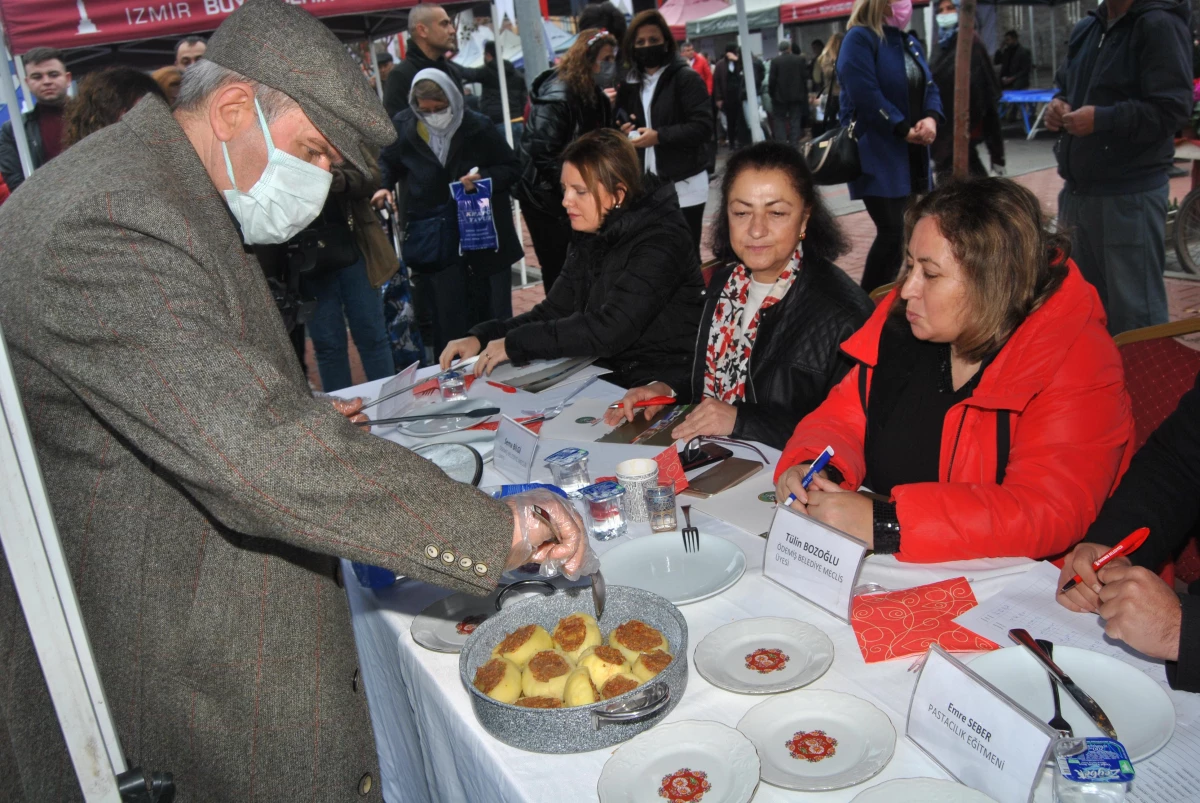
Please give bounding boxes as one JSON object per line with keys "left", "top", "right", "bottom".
{"left": 679, "top": 442, "right": 733, "bottom": 472}
{"left": 615, "top": 108, "right": 633, "bottom": 126}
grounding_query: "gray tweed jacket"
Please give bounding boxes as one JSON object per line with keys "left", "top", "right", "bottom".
{"left": 0, "top": 96, "right": 514, "bottom": 802}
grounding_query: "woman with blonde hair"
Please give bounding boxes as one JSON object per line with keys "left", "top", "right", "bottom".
{"left": 838, "top": 0, "right": 941, "bottom": 292}
{"left": 811, "top": 33, "right": 842, "bottom": 137}
{"left": 775, "top": 178, "right": 1134, "bottom": 563}
{"left": 516, "top": 28, "right": 618, "bottom": 291}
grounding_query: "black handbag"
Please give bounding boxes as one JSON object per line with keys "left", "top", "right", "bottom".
{"left": 803, "top": 119, "right": 861, "bottom": 186}
{"left": 401, "top": 200, "right": 458, "bottom": 273}
{"left": 287, "top": 197, "right": 361, "bottom": 278}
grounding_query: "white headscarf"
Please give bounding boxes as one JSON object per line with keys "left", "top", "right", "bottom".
{"left": 408, "top": 68, "right": 464, "bottom": 166}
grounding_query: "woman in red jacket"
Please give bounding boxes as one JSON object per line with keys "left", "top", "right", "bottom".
{"left": 775, "top": 178, "right": 1135, "bottom": 562}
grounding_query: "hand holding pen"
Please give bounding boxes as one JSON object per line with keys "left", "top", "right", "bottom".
{"left": 776, "top": 446, "right": 834, "bottom": 510}
{"left": 1056, "top": 528, "right": 1150, "bottom": 613}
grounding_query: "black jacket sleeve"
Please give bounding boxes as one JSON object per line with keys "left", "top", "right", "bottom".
{"left": 502, "top": 237, "right": 689, "bottom": 364}
{"left": 383, "top": 63, "right": 414, "bottom": 119}
{"left": 468, "top": 260, "right": 579, "bottom": 347}
{"left": 378, "top": 118, "right": 407, "bottom": 189}
{"left": 458, "top": 64, "right": 499, "bottom": 89}
{"left": 1084, "top": 374, "right": 1200, "bottom": 693}
{"left": 1012, "top": 47, "right": 1032, "bottom": 87}
{"left": 475, "top": 121, "right": 521, "bottom": 195}
{"left": 657, "top": 69, "right": 715, "bottom": 149}
{"left": 0, "top": 121, "right": 26, "bottom": 192}
{"left": 1092, "top": 11, "right": 1193, "bottom": 143}
{"left": 523, "top": 97, "right": 574, "bottom": 193}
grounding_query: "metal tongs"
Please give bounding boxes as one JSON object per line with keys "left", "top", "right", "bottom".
{"left": 530, "top": 504, "right": 606, "bottom": 618}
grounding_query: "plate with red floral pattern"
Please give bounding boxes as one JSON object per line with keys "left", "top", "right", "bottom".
{"left": 693, "top": 617, "right": 834, "bottom": 694}
{"left": 737, "top": 690, "right": 896, "bottom": 791}
{"left": 598, "top": 720, "right": 759, "bottom": 803}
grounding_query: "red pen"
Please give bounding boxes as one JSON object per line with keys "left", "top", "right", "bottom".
{"left": 1059, "top": 526, "right": 1151, "bottom": 594}
{"left": 606, "top": 396, "right": 676, "bottom": 410}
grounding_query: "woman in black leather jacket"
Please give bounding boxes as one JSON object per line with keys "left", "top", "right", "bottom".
{"left": 440, "top": 130, "right": 704, "bottom": 391}
{"left": 516, "top": 28, "right": 618, "bottom": 292}
{"left": 615, "top": 10, "right": 713, "bottom": 256}
{"left": 607, "top": 142, "right": 873, "bottom": 449}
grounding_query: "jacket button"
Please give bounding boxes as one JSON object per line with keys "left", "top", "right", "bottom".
{"left": 424, "top": 544, "right": 439, "bottom": 560}
{"left": 352, "top": 667, "right": 360, "bottom": 693}
{"left": 358, "top": 772, "right": 373, "bottom": 796}
{"left": 474, "top": 562, "right": 488, "bottom": 576}
{"left": 458, "top": 556, "right": 473, "bottom": 570}
{"left": 441, "top": 550, "right": 456, "bottom": 565}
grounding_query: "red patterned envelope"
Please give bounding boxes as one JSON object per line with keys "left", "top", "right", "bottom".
{"left": 654, "top": 445, "right": 689, "bottom": 492}
{"left": 850, "top": 577, "right": 999, "bottom": 663}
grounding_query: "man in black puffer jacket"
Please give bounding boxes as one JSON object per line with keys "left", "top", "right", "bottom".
{"left": 383, "top": 4, "right": 463, "bottom": 118}
{"left": 1048, "top": 0, "right": 1192, "bottom": 335}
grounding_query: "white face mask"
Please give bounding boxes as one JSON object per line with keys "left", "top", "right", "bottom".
{"left": 222, "top": 98, "right": 333, "bottom": 245}
{"left": 936, "top": 11, "right": 959, "bottom": 28}
{"left": 423, "top": 108, "right": 454, "bottom": 130}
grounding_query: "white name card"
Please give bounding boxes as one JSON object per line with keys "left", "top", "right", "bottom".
{"left": 493, "top": 415, "right": 539, "bottom": 483}
{"left": 376, "top": 360, "right": 420, "bottom": 419}
{"left": 762, "top": 505, "right": 867, "bottom": 621}
{"left": 907, "top": 645, "right": 1056, "bottom": 803}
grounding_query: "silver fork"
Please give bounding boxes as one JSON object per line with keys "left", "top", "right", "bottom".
{"left": 1038, "top": 638, "right": 1073, "bottom": 737}
{"left": 520, "top": 376, "right": 598, "bottom": 421}
{"left": 681, "top": 505, "right": 699, "bottom": 553}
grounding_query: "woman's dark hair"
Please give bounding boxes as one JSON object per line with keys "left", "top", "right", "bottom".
{"left": 63, "top": 67, "right": 166, "bottom": 149}
{"left": 578, "top": 1, "right": 627, "bottom": 46}
{"left": 557, "top": 28, "right": 617, "bottom": 107}
{"left": 560, "top": 129, "right": 643, "bottom": 210}
{"left": 894, "top": 178, "right": 1070, "bottom": 363}
{"left": 622, "top": 10, "right": 677, "bottom": 70}
{"left": 709, "top": 142, "right": 849, "bottom": 265}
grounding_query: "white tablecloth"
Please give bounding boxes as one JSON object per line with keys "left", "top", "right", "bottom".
{"left": 335, "top": 370, "right": 1050, "bottom": 802}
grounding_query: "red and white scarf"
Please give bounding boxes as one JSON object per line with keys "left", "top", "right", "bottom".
{"left": 703, "top": 251, "right": 801, "bottom": 402}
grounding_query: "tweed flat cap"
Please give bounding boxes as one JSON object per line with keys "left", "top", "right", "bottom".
{"left": 205, "top": 0, "right": 395, "bottom": 174}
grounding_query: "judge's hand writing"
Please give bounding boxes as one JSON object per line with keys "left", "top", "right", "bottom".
{"left": 439, "top": 336, "right": 482, "bottom": 370}
{"left": 604, "top": 381, "right": 674, "bottom": 426}
{"left": 803, "top": 475, "right": 873, "bottom": 547}
{"left": 775, "top": 461, "right": 828, "bottom": 510}
{"left": 1096, "top": 563, "right": 1182, "bottom": 662}
{"left": 670, "top": 397, "right": 736, "bottom": 443}
{"left": 1056, "top": 542, "right": 1123, "bottom": 613}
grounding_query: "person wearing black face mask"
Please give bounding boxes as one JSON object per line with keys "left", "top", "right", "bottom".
{"left": 616, "top": 10, "right": 714, "bottom": 255}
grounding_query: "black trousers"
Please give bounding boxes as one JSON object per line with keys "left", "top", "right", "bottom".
{"left": 522, "top": 203, "right": 572, "bottom": 292}
{"left": 860, "top": 195, "right": 910, "bottom": 293}
{"left": 681, "top": 203, "right": 705, "bottom": 260}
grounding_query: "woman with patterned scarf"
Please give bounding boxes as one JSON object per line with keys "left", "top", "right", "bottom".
{"left": 606, "top": 143, "right": 873, "bottom": 449}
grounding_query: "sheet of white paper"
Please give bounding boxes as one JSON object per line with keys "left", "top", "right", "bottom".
{"left": 954, "top": 561, "right": 1200, "bottom": 727}
{"left": 536, "top": 398, "right": 618, "bottom": 442}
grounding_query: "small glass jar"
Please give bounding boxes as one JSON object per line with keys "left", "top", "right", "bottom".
{"left": 579, "top": 481, "right": 628, "bottom": 541}
{"left": 543, "top": 447, "right": 591, "bottom": 494}
{"left": 1053, "top": 737, "right": 1133, "bottom": 803}
{"left": 645, "top": 484, "right": 677, "bottom": 533}
{"left": 438, "top": 370, "right": 467, "bottom": 401}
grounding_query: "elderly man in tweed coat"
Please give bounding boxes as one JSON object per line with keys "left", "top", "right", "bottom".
{"left": 0, "top": 1, "right": 590, "bottom": 800}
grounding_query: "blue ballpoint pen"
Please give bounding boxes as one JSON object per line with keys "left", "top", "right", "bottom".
{"left": 783, "top": 446, "right": 834, "bottom": 507}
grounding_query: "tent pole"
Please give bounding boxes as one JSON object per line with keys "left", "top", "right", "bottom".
{"left": 952, "top": 0, "right": 977, "bottom": 178}
{"left": 0, "top": 34, "right": 35, "bottom": 180}
{"left": 514, "top": 0, "right": 549, "bottom": 94}
{"left": 1050, "top": 10, "right": 1057, "bottom": 82}
{"left": 493, "top": 1, "right": 528, "bottom": 286}
{"left": 735, "top": 0, "right": 764, "bottom": 143}
{"left": 924, "top": 2, "right": 934, "bottom": 57}
{"left": 13, "top": 54, "right": 30, "bottom": 112}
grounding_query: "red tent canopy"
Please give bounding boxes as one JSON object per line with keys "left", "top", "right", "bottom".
{"left": 780, "top": 0, "right": 928, "bottom": 24}
{"left": 0, "top": 0, "right": 421, "bottom": 55}
{"left": 658, "top": 0, "right": 728, "bottom": 41}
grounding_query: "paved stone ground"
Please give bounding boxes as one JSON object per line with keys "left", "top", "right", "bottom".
{"left": 308, "top": 142, "right": 1200, "bottom": 389}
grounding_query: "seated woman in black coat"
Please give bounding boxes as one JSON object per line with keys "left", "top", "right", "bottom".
{"left": 606, "top": 142, "right": 873, "bottom": 449}
{"left": 439, "top": 129, "right": 705, "bottom": 391}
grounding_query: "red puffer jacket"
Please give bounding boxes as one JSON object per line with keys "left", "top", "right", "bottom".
{"left": 775, "top": 261, "right": 1135, "bottom": 563}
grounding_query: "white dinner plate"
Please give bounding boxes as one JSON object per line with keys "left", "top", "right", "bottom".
{"left": 599, "top": 532, "right": 746, "bottom": 605}
{"left": 737, "top": 689, "right": 896, "bottom": 792}
{"left": 597, "top": 720, "right": 760, "bottom": 803}
{"left": 410, "top": 592, "right": 501, "bottom": 653}
{"left": 852, "top": 778, "right": 999, "bottom": 802}
{"left": 968, "top": 646, "right": 1175, "bottom": 762}
{"left": 694, "top": 617, "right": 834, "bottom": 694}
